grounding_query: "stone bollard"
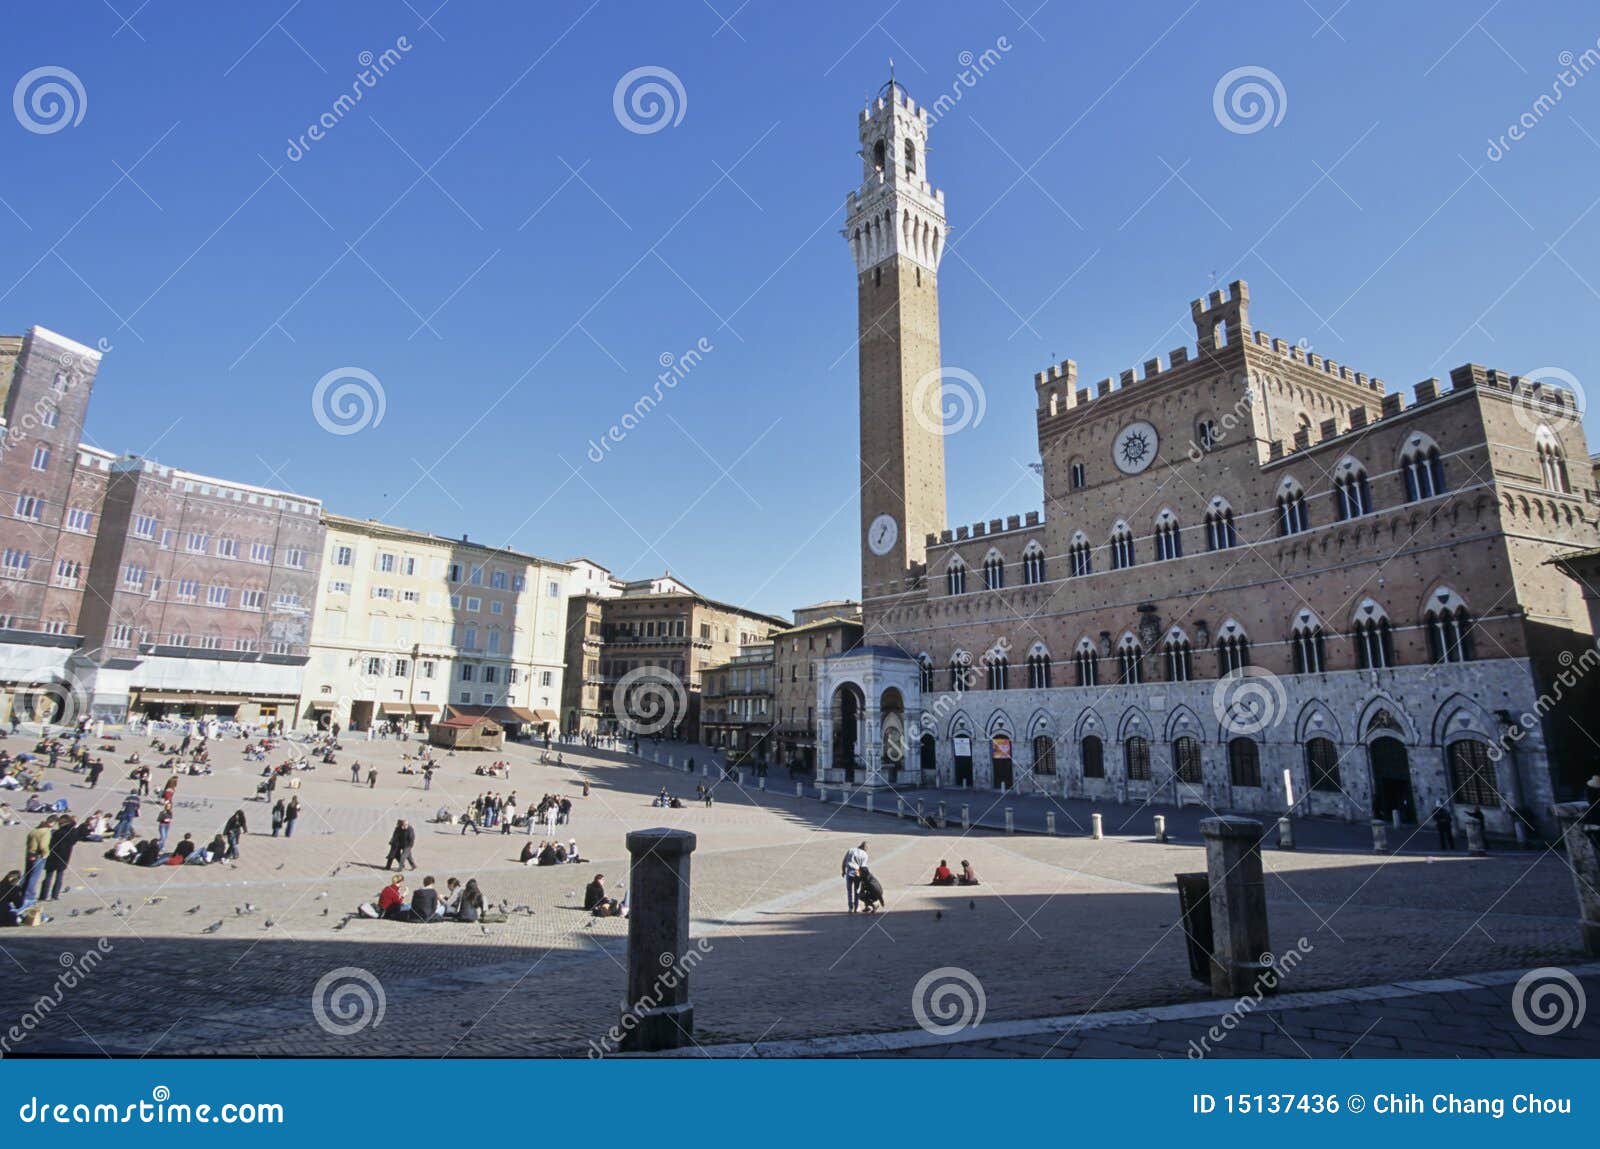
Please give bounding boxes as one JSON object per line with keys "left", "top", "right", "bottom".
{"left": 1153, "top": 814, "right": 1167, "bottom": 844}
{"left": 961, "top": 804, "right": 970, "bottom": 830}
{"left": 818, "top": 786, "right": 828, "bottom": 803}
{"left": 758, "top": 776, "right": 765, "bottom": 792}
{"left": 1553, "top": 802, "right": 1600, "bottom": 955}
{"left": 938, "top": 801, "right": 948, "bottom": 829}
{"left": 1277, "top": 816, "right": 1295, "bottom": 851}
{"left": 1391, "top": 809, "right": 1402, "bottom": 830}
{"left": 1371, "top": 819, "right": 1389, "bottom": 852}
{"left": 1199, "top": 817, "right": 1273, "bottom": 999}
{"left": 1046, "top": 811, "right": 1056, "bottom": 835}
{"left": 896, "top": 797, "right": 904, "bottom": 819}
{"left": 916, "top": 800, "right": 925, "bottom": 827}
{"left": 865, "top": 793, "right": 874, "bottom": 814}
{"left": 1091, "top": 812, "right": 1103, "bottom": 840}
{"left": 1464, "top": 817, "right": 1487, "bottom": 857}
{"left": 1004, "top": 808, "right": 1014, "bottom": 835}
{"left": 668, "top": 756, "right": 675, "bottom": 769}
{"left": 701, "top": 763, "right": 709, "bottom": 777}
{"left": 795, "top": 781, "right": 803, "bottom": 798}
{"left": 620, "top": 827, "right": 697, "bottom": 1051}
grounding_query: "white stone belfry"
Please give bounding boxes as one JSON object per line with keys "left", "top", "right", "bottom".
{"left": 844, "top": 80, "right": 947, "bottom": 274}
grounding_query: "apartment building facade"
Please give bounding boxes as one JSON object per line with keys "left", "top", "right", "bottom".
{"left": 299, "top": 515, "right": 570, "bottom": 736}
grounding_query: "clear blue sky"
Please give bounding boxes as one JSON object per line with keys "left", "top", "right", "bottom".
{"left": 5, "top": 1, "right": 1598, "bottom": 618}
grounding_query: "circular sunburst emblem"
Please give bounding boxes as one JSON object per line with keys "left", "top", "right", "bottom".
{"left": 1113, "top": 421, "right": 1159, "bottom": 474}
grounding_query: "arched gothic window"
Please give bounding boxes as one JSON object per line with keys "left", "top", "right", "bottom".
{"left": 1424, "top": 589, "right": 1474, "bottom": 663}
{"left": 1021, "top": 544, "right": 1046, "bottom": 584}
{"left": 1172, "top": 735, "right": 1202, "bottom": 784}
{"left": 1291, "top": 611, "right": 1326, "bottom": 674}
{"left": 1109, "top": 522, "right": 1136, "bottom": 570}
{"left": 1074, "top": 639, "right": 1099, "bottom": 687}
{"left": 1400, "top": 434, "right": 1447, "bottom": 501}
{"left": 1163, "top": 632, "right": 1193, "bottom": 682}
{"left": 1124, "top": 735, "right": 1151, "bottom": 780}
{"left": 1353, "top": 603, "right": 1395, "bottom": 669}
{"left": 1216, "top": 622, "right": 1251, "bottom": 675}
{"left": 1205, "top": 500, "right": 1238, "bottom": 551}
{"left": 1228, "top": 738, "right": 1261, "bottom": 787}
{"left": 1277, "top": 479, "right": 1310, "bottom": 536}
{"left": 1333, "top": 459, "right": 1373, "bottom": 520}
{"left": 1069, "top": 533, "right": 1093, "bottom": 577}
{"left": 982, "top": 552, "right": 1005, "bottom": 591}
{"left": 1536, "top": 427, "right": 1571, "bottom": 493}
{"left": 1154, "top": 509, "right": 1182, "bottom": 561}
{"left": 1117, "top": 635, "right": 1143, "bottom": 685}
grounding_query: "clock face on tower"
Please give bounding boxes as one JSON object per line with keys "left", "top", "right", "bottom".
{"left": 867, "top": 513, "right": 899, "bottom": 556}
{"left": 1112, "top": 421, "right": 1159, "bottom": 475}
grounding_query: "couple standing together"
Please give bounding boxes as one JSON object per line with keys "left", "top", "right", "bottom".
{"left": 840, "top": 840, "right": 883, "bottom": 913}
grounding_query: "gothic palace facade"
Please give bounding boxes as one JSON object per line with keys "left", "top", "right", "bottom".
{"left": 817, "top": 82, "right": 1598, "bottom": 839}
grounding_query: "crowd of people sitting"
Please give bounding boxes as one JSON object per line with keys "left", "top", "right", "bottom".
{"left": 101, "top": 800, "right": 257, "bottom": 869}
{"left": 361, "top": 874, "right": 490, "bottom": 922}
{"left": 519, "top": 838, "right": 583, "bottom": 866}
{"left": 930, "top": 859, "right": 981, "bottom": 886}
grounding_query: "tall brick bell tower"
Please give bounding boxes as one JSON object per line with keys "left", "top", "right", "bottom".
{"left": 846, "top": 76, "right": 948, "bottom": 605}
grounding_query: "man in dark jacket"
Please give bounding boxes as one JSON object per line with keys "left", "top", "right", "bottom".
{"left": 409, "top": 875, "right": 439, "bottom": 922}
{"left": 385, "top": 820, "right": 416, "bottom": 871}
{"left": 41, "top": 817, "right": 86, "bottom": 900}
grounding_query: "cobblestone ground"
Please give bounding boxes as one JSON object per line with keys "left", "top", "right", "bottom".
{"left": 0, "top": 731, "right": 1591, "bottom": 1057}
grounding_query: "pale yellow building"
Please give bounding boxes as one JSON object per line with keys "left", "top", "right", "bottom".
{"left": 298, "top": 515, "right": 571, "bottom": 737}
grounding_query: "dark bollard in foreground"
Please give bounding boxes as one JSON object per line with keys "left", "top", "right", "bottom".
{"left": 1200, "top": 816, "right": 1271, "bottom": 998}
{"left": 619, "top": 827, "right": 698, "bottom": 1052}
